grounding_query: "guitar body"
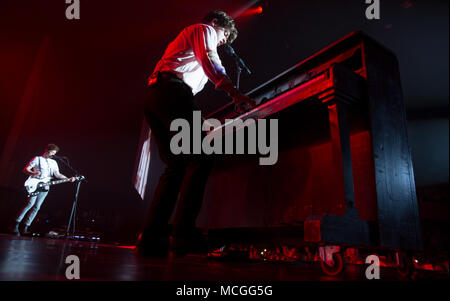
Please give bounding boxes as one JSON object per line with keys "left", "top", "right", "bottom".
{"left": 24, "top": 177, "right": 52, "bottom": 196}
{"left": 24, "top": 175, "right": 85, "bottom": 197}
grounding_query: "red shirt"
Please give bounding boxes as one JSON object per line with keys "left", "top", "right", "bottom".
{"left": 149, "top": 24, "right": 229, "bottom": 95}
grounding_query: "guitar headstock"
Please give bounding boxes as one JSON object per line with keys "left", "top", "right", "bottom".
{"left": 75, "top": 175, "right": 86, "bottom": 181}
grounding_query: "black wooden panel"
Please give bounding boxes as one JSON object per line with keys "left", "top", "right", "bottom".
{"left": 362, "top": 35, "right": 422, "bottom": 251}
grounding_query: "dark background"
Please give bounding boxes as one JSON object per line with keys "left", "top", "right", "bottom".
{"left": 0, "top": 0, "right": 448, "bottom": 244}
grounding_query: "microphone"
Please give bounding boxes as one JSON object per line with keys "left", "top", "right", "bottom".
{"left": 224, "top": 45, "right": 252, "bottom": 75}
{"left": 53, "top": 155, "right": 68, "bottom": 160}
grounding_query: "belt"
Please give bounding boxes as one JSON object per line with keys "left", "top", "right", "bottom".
{"left": 148, "top": 71, "right": 183, "bottom": 86}
{"left": 157, "top": 71, "right": 181, "bottom": 81}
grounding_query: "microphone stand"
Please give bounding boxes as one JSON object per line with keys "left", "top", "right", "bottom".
{"left": 54, "top": 156, "right": 86, "bottom": 238}
{"left": 66, "top": 180, "right": 81, "bottom": 238}
{"left": 236, "top": 61, "right": 243, "bottom": 90}
{"left": 224, "top": 45, "right": 251, "bottom": 111}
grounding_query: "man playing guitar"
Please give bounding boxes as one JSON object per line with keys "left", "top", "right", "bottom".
{"left": 11, "top": 143, "right": 75, "bottom": 236}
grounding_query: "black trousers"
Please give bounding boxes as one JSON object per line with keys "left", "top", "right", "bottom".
{"left": 141, "top": 73, "right": 212, "bottom": 243}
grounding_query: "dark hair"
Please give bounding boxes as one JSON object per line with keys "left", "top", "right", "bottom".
{"left": 45, "top": 143, "right": 59, "bottom": 153}
{"left": 202, "top": 10, "right": 238, "bottom": 44}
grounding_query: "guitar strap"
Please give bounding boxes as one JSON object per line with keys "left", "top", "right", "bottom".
{"left": 38, "top": 156, "right": 50, "bottom": 191}
{"left": 38, "top": 156, "right": 42, "bottom": 179}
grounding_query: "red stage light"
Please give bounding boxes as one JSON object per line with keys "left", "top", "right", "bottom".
{"left": 240, "top": 6, "right": 264, "bottom": 17}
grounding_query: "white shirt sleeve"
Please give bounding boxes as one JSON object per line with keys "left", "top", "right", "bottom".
{"left": 26, "top": 156, "right": 39, "bottom": 169}
{"left": 190, "top": 24, "right": 228, "bottom": 88}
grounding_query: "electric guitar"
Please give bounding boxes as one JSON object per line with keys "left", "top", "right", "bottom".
{"left": 24, "top": 175, "right": 85, "bottom": 197}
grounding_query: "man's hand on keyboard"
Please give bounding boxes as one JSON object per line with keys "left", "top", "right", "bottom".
{"left": 233, "top": 93, "right": 256, "bottom": 113}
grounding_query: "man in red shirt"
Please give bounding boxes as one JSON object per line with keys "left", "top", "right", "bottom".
{"left": 136, "top": 11, "right": 255, "bottom": 257}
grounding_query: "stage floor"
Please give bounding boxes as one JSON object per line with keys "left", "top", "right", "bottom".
{"left": 0, "top": 234, "right": 446, "bottom": 281}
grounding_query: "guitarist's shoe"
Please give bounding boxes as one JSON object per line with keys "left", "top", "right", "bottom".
{"left": 9, "top": 222, "right": 20, "bottom": 236}
{"left": 21, "top": 225, "right": 32, "bottom": 236}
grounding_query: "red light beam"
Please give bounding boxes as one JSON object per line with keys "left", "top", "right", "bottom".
{"left": 240, "top": 6, "right": 263, "bottom": 17}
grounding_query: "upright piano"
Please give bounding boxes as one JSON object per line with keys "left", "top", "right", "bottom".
{"left": 197, "top": 31, "right": 422, "bottom": 251}
{"left": 134, "top": 31, "right": 422, "bottom": 251}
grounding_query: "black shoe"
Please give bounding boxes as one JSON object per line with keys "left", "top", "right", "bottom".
{"left": 9, "top": 222, "right": 20, "bottom": 236}
{"left": 21, "top": 225, "right": 32, "bottom": 236}
{"left": 134, "top": 234, "right": 169, "bottom": 258}
{"left": 170, "top": 235, "right": 212, "bottom": 257}
{"left": 135, "top": 244, "right": 169, "bottom": 257}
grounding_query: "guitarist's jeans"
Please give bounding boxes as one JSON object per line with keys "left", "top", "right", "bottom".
{"left": 141, "top": 73, "right": 213, "bottom": 247}
{"left": 16, "top": 191, "right": 49, "bottom": 226}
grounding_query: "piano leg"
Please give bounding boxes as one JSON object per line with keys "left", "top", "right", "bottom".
{"left": 304, "top": 97, "right": 371, "bottom": 246}
{"left": 327, "top": 101, "right": 355, "bottom": 211}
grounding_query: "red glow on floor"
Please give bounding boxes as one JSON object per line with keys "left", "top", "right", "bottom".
{"left": 116, "top": 245, "right": 136, "bottom": 250}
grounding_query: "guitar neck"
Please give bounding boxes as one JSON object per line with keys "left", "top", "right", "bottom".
{"left": 36, "top": 176, "right": 83, "bottom": 189}
{"left": 48, "top": 178, "right": 72, "bottom": 186}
